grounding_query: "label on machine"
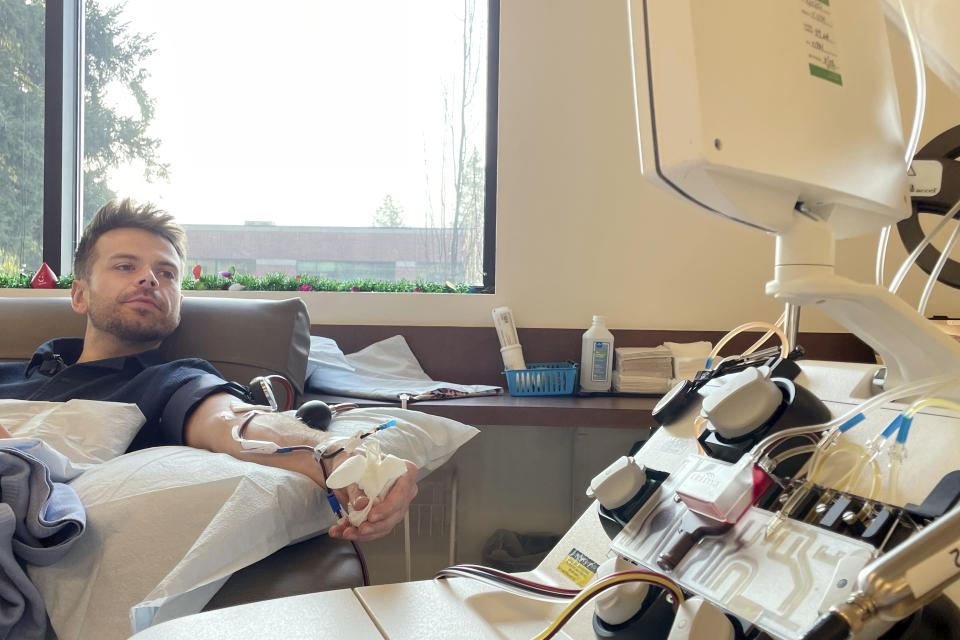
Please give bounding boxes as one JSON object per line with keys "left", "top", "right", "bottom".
{"left": 556, "top": 548, "right": 600, "bottom": 588}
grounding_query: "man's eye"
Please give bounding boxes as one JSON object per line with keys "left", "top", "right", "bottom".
{"left": 159, "top": 271, "right": 177, "bottom": 280}
{"left": 115, "top": 264, "right": 133, "bottom": 271}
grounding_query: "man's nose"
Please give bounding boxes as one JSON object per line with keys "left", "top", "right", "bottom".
{"left": 137, "top": 270, "right": 158, "bottom": 287}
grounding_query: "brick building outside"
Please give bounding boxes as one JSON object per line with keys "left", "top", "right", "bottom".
{"left": 183, "top": 222, "right": 482, "bottom": 284}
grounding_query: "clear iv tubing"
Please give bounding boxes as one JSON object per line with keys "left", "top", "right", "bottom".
{"left": 888, "top": 198, "right": 960, "bottom": 295}
{"left": 802, "top": 441, "right": 882, "bottom": 526}
{"left": 888, "top": 442, "right": 904, "bottom": 506}
{"left": 917, "top": 218, "right": 960, "bottom": 316}
{"left": 757, "top": 373, "right": 960, "bottom": 536}
{"left": 875, "top": 1, "right": 924, "bottom": 292}
{"left": 898, "top": 0, "right": 926, "bottom": 169}
{"left": 832, "top": 398, "right": 959, "bottom": 506}
{"left": 766, "top": 445, "right": 883, "bottom": 538}
{"left": 786, "top": 441, "right": 882, "bottom": 521}
{"left": 751, "top": 372, "right": 960, "bottom": 466}
{"left": 706, "top": 320, "right": 789, "bottom": 370}
{"left": 833, "top": 443, "right": 884, "bottom": 497}
{"left": 904, "top": 397, "right": 960, "bottom": 420}
{"left": 873, "top": 397, "right": 960, "bottom": 504}
{"left": 876, "top": 0, "right": 922, "bottom": 291}
{"left": 742, "top": 311, "right": 787, "bottom": 357}
{"left": 876, "top": 226, "right": 892, "bottom": 288}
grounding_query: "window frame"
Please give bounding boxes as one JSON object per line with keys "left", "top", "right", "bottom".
{"left": 39, "top": 0, "right": 499, "bottom": 292}
{"left": 42, "top": 0, "right": 83, "bottom": 275}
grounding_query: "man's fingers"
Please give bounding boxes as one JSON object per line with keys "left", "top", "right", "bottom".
{"left": 328, "top": 462, "right": 419, "bottom": 542}
{"left": 330, "top": 485, "right": 369, "bottom": 524}
{"left": 355, "top": 464, "right": 418, "bottom": 540}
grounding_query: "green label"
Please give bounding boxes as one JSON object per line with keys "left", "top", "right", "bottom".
{"left": 816, "top": 0, "right": 829, "bottom": 5}
{"left": 809, "top": 63, "right": 842, "bottom": 86}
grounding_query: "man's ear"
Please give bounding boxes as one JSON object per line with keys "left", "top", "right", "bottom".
{"left": 70, "top": 279, "right": 88, "bottom": 314}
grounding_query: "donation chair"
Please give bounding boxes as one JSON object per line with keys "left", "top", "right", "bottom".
{"left": 0, "top": 295, "right": 364, "bottom": 608}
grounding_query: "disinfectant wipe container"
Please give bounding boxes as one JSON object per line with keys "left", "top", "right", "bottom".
{"left": 580, "top": 315, "right": 613, "bottom": 392}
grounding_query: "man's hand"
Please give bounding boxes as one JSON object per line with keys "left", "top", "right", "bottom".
{"left": 328, "top": 460, "right": 418, "bottom": 542}
{"left": 185, "top": 393, "right": 420, "bottom": 544}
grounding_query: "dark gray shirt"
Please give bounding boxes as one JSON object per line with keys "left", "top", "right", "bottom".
{"left": 0, "top": 338, "right": 246, "bottom": 451}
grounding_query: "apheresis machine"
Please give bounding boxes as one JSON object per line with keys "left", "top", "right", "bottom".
{"left": 552, "top": 1, "right": 960, "bottom": 639}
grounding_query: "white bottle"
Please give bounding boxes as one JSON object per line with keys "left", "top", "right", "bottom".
{"left": 581, "top": 315, "right": 614, "bottom": 392}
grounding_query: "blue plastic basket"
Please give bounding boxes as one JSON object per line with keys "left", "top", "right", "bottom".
{"left": 505, "top": 361, "right": 578, "bottom": 396}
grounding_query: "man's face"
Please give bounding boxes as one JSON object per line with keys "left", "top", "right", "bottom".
{"left": 71, "top": 227, "right": 183, "bottom": 345}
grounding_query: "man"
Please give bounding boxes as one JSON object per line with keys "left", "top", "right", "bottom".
{"left": 0, "top": 199, "right": 417, "bottom": 542}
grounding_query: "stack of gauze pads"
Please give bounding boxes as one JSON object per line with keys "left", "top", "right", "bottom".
{"left": 664, "top": 340, "right": 713, "bottom": 382}
{"left": 612, "top": 346, "right": 674, "bottom": 393}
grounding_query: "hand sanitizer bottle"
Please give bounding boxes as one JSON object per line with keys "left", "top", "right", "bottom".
{"left": 581, "top": 315, "right": 614, "bottom": 392}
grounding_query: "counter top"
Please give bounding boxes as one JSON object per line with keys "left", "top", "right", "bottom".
{"left": 308, "top": 392, "right": 660, "bottom": 428}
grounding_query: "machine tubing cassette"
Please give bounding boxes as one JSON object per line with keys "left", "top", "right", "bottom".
{"left": 607, "top": 453, "right": 931, "bottom": 640}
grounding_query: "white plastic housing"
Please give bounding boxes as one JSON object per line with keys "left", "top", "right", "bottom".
{"left": 767, "top": 215, "right": 960, "bottom": 391}
{"left": 586, "top": 455, "right": 647, "bottom": 510}
{"left": 701, "top": 367, "right": 782, "bottom": 439}
{"left": 593, "top": 557, "right": 650, "bottom": 625}
{"left": 675, "top": 454, "right": 754, "bottom": 524}
{"left": 666, "top": 597, "right": 735, "bottom": 640}
{"left": 627, "top": 0, "right": 910, "bottom": 238}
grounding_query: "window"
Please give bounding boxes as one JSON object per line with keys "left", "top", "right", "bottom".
{"left": 0, "top": 0, "right": 499, "bottom": 291}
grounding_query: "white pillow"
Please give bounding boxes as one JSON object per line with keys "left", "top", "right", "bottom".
{"left": 30, "top": 447, "right": 334, "bottom": 640}
{"left": 308, "top": 335, "right": 356, "bottom": 372}
{"left": 0, "top": 399, "right": 143, "bottom": 465}
{"left": 29, "top": 407, "right": 478, "bottom": 639}
{"left": 325, "top": 407, "right": 479, "bottom": 476}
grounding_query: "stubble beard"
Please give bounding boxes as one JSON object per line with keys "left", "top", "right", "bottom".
{"left": 86, "top": 294, "right": 179, "bottom": 345}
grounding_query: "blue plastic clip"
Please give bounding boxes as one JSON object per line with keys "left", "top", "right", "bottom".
{"left": 896, "top": 416, "right": 913, "bottom": 444}
{"left": 881, "top": 414, "right": 904, "bottom": 439}
{"left": 326, "top": 490, "right": 343, "bottom": 518}
{"left": 376, "top": 419, "right": 397, "bottom": 431}
{"left": 838, "top": 413, "right": 866, "bottom": 433}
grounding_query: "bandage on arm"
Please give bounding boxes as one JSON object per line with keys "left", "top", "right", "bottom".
{"left": 185, "top": 392, "right": 336, "bottom": 489}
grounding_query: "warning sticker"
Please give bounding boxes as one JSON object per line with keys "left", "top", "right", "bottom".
{"left": 556, "top": 548, "right": 600, "bottom": 588}
{"left": 908, "top": 160, "right": 943, "bottom": 197}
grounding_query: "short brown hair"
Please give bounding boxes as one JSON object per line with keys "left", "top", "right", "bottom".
{"left": 74, "top": 199, "right": 187, "bottom": 279}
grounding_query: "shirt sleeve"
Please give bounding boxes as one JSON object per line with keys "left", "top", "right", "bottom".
{"left": 158, "top": 373, "right": 243, "bottom": 446}
{"left": 125, "top": 360, "right": 249, "bottom": 451}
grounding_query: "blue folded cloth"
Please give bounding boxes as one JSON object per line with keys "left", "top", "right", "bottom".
{"left": 0, "top": 446, "right": 86, "bottom": 639}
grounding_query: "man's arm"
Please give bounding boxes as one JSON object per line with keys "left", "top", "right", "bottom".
{"left": 184, "top": 392, "right": 418, "bottom": 542}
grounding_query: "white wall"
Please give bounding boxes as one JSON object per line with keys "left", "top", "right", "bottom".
{"left": 8, "top": 2, "right": 960, "bottom": 335}
{"left": 288, "top": 0, "right": 960, "bottom": 332}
